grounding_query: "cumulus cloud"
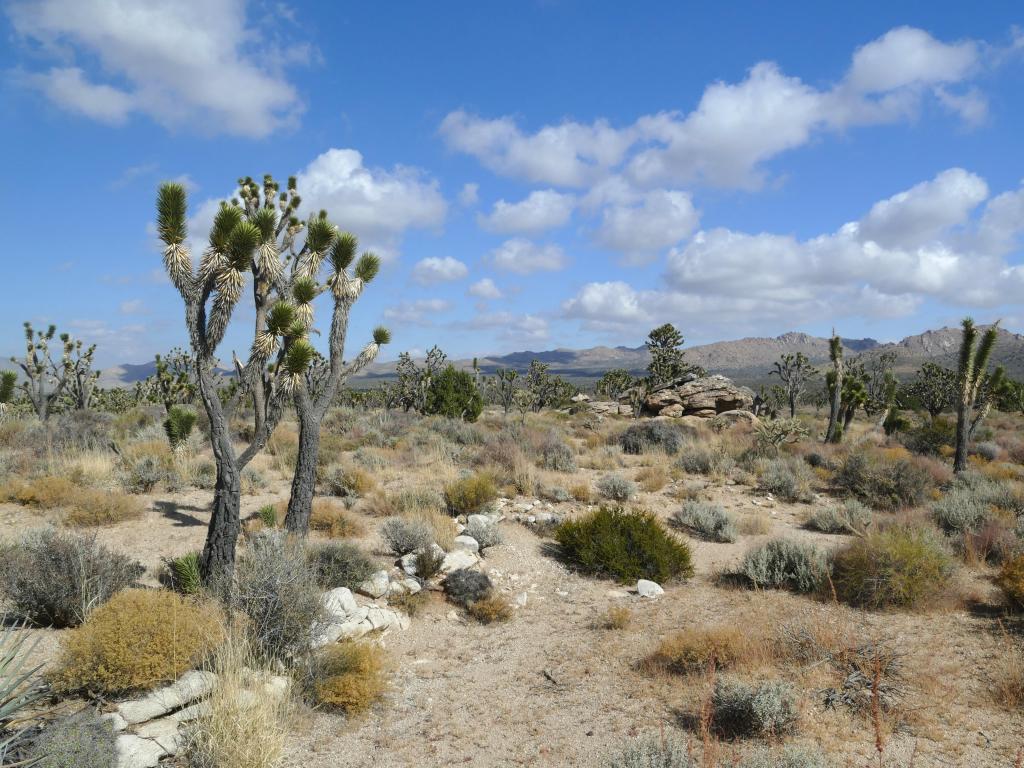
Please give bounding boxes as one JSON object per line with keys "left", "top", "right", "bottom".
{"left": 593, "top": 188, "right": 699, "bottom": 262}
{"left": 442, "top": 27, "right": 989, "bottom": 191}
{"left": 383, "top": 299, "right": 452, "bottom": 325}
{"left": 7, "top": 0, "right": 306, "bottom": 137}
{"left": 468, "top": 278, "right": 503, "bottom": 299}
{"left": 478, "top": 189, "right": 575, "bottom": 234}
{"left": 412, "top": 256, "right": 468, "bottom": 285}
{"left": 489, "top": 238, "right": 567, "bottom": 274}
{"left": 459, "top": 183, "right": 480, "bottom": 207}
{"left": 468, "top": 311, "right": 549, "bottom": 343}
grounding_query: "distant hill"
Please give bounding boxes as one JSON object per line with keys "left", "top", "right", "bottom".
{"left": 94, "top": 326, "right": 1024, "bottom": 390}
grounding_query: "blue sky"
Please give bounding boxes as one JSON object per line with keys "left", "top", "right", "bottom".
{"left": 2, "top": 1, "right": 1023, "bottom": 367}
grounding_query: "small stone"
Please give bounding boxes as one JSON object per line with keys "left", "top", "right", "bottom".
{"left": 452, "top": 535, "right": 480, "bottom": 553}
{"left": 440, "top": 549, "right": 479, "bottom": 573}
{"left": 514, "top": 592, "right": 528, "bottom": 607}
{"left": 116, "top": 734, "right": 165, "bottom": 768}
{"left": 636, "top": 579, "right": 664, "bottom": 598}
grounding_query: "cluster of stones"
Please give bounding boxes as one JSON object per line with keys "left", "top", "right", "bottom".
{"left": 105, "top": 670, "right": 289, "bottom": 768}
{"left": 499, "top": 497, "right": 564, "bottom": 529}
{"left": 587, "top": 374, "right": 756, "bottom": 420}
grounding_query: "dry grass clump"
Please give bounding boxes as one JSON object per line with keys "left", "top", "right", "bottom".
{"left": 569, "top": 482, "right": 595, "bottom": 503}
{"left": 599, "top": 605, "right": 632, "bottom": 630}
{"left": 306, "top": 641, "right": 388, "bottom": 714}
{"left": 2, "top": 475, "right": 79, "bottom": 508}
{"left": 992, "top": 623, "right": 1024, "bottom": 710}
{"left": 308, "top": 500, "right": 364, "bottom": 538}
{"left": 0, "top": 475, "right": 142, "bottom": 526}
{"left": 466, "top": 593, "right": 513, "bottom": 624}
{"left": 995, "top": 554, "right": 1024, "bottom": 611}
{"left": 735, "top": 512, "right": 772, "bottom": 536}
{"left": 636, "top": 465, "right": 669, "bottom": 493}
{"left": 644, "top": 625, "right": 763, "bottom": 676}
{"left": 444, "top": 471, "right": 498, "bottom": 515}
{"left": 50, "top": 588, "right": 224, "bottom": 696}
{"left": 321, "top": 464, "right": 377, "bottom": 499}
{"left": 63, "top": 490, "right": 143, "bottom": 527}
{"left": 181, "top": 639, "right": 291, "bottom": 768}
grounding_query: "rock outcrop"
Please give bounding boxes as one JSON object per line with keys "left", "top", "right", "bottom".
{"left": 639, "top": 375, "right": 754, "bottom": 418}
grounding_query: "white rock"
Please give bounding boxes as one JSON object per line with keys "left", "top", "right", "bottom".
{"left": 321, "top": 587, "right": 359, "bottom": 621}
{"left": 401, "top": 578, "right": 422, "bottom": 594}
{"left": 454, "top": 522, "right": 466, "bottom": 533}
{"left": 116, "top": 734, "right": 165, "bottom": 768}
{"left": 440, "top": 549, "right": 479, "bottom": 573}
{"left": 452, "top": 535, "right": 480, "bottom": 553}
{"left": 636, "top": 579, "right": 664, "bottom": 598}
{"left": 101, "top": 711, "right": 128, "bottom": 732}
{"left": 466, "top": 514, "right": 491, "bottom": 528}
{"left": 514, "top": 592, "right": 528, "bottom": 608}
{"left": 135, "top": 718, "right": 180, "bottom": 751}
{"left": 356, "top": 570, "right": 391, "bottom": 599}
{"left": 117, "top": 671, "right": 217, "bottom": 725}
{"left": 399, "top": 552, "right": 418, "bottom": 576}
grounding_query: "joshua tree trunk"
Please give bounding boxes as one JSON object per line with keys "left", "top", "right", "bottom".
{"left": 285, "top": 405, "right": 323, "bottom": 534}
{"left": 953, "top": 401, "right": 970, "bottom": 474}
{"left": 824, "top": 336, "right": 843, "bottom": 444}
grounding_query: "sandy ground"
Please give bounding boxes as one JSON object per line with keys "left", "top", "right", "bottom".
{"left": 2, "top": 465, "right": 1020, "bottom": 768}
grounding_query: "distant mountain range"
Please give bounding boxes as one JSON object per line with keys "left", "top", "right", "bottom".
{"left": 95, "top": 326, "right": 1024, "bottom": 390}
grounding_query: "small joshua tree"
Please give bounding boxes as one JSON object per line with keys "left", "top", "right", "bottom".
{"left": 646, "top": 323, "right": 704, "bottom": 386}
{"left": 596, "top": 368, "right": 634, "bottom": 401}
{"left": 487, "top": 368, "right": 519, "bottom": 415}
{"left": 11, "top": 322, "right": 97, "bottom": 420}
{"left": 0, "top": 371, "right": 16, "bottom": 419}
{"left": 770, "top": 352, "right": 816, "bottom": 418}
{"left": 396, "top": 346, "right": 447, "bottom": 414}
{"left": 906, "top": 362, "right": 958, "bottom": 420}
{"left": 953, "top": 318, "right": 1003, "bottom": 473}
{"left": 824, "top": 333, "right": 844, "bottom": 444}
{"left": 141, "top": 348, "right": 197, "bottom": 412}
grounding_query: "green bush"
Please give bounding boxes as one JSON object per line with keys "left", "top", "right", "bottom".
{"left": 830, "top": 524, "right": 955, "bottom": 610}
{"left": 903, "top": 417, "right": 955, "bottom": 456}
{"left": 738, "top": 538, "right": 827, "bottom": 594}
{"left": 444, "top": 472, "right": 497, "bottom": 515}
{"left": 757, "top": 457, "right": 815, "bottom": 503}
{"left": 164, "top": 551, "right": 202, "bottom": 595}
{"left": 619, "top": 421, "right": 686, "bottom": 456}
{"left": 307, "top": 542, "right": 378, "bottom": 591}
{"left": 596, "top": 473, "right": 637, "bottom": 502}
{"left": 163, "top": 406, "right": 197, "bottom": 450}
{"left": 833, "top": 453, "right": 931, "bottom": 511}
{"left": 605, "top": 735, "right": 694, "bottom": 768}
{"left": 932, "top": 473, "right": 1018, "bottom": 535}
{"left": 380, "top": 518, "right": 432, "bottom": 557}
{"left": 540, "top": 431, "right": 577, "bottom": 472}
{"left": 805, "top": 499, "right": 872, "bottom": 535}
{"left": 443, "top": 569, "right": 493, "bottom": 606}
{"left": 676, "top": 444, "right": 734, "bottom": 475}
{"left": 712, "top": 677, "right": 798, "bottom": 737}
{"left": 554, "top": 506, "right": 693, "bottom": 583}
{"left": 425, "top": 365, "right": 483, "bottom": 422}
{"left": 671, "top": 501, "right": 737, "bottom": 543}
{"left": 0, "top": 530, "right": 143, "bottom": 628}
{"left": 26, "top": 711, "right": 117, "bottom": 768}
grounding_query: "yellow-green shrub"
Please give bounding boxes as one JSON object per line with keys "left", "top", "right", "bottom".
{"left": 51, "top": 589, "right": 224, "bottom": 696}
{"left": 308, "top": 641, "right": 387, "bottom": 714}
{"left": 444, "top": 472, "right": 497, "bottom": 515}
{"left": 309, "top": 500, "right": 364, "bottom": 538}
{"left": 64, "top": 491, "right": 143, "bottom": 527}
{"left": 996, "top": 555, "right": 1024, "bottom": 611}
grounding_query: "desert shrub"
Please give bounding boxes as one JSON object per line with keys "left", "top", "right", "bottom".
{"left": 540, "top": 432, "right": 577, "bottom": 472}
{"left": 465, "top": 516, "right": 502, "bottom": 548}
{"left": 605, "top": 736, "right": 694, "bottom": 767}
{"left": 307, "top": 542, "right": 377, "bottom": 591}
{"left": 0, "top": 530, "right": 143, "bottom": 627}
{"left": 2, "top": 476, "right": 78, "bottom": 508}
{"left": 671, "top": 501, "right": 737, "bottom": 543}
{"left": 192, "top": 460, "right": 217, "bottom": 489}
{"left": 240, "top": 467, "right": 267, "bottom": 495}
{"left": 833, "top": 452, "right": 931, "bottom": 510}
{"left": 805, "top": 499, "right": 872, "bottom": 535}
{"left": 163, "top": 406, "right": 197, "bottom": 450}
{"left": 430, "top": 417, "right": 485, "bottom": 446}
{"left": 676, "top": 444, "right": 734, "bottom": 475}
{"left": 257, "top": 504, "right": 279, "bottom": 529}
{"left": 738, "top": 539, "right": 827, "bottom": 593}
{"left": 444, "top": 472, "right": 497, "bottom": 515}
{"left": 443, "top": 569, "right": 493, "bottom": 606}
{"left": 425, "top": 365, "right": 483, "bottom": 422}
{"left": 620, "top": 421, "right": 686, "bottom": 456}
{"left": 738, "top": 746, "right": 830, "bottom": 768}
{"left": 234, "top": 533, "right": 324, "bottom": 663}
{"left": 757, "top": 457, "right": 814, "bottom": 503}
{"left": 600, "top": 605, "right": 632, "bottom": 630}
{"left": 309, "top": 500, "right": 363, "bottom": 538}
{"left": 320, "top": 464, "right": 376, "bottom": 499}
{"left": 540, "top": 485, "right": 572, "bottom": 503}
{"left": 380, "top": 518, "right": 432, "bottom": 556}
{"left": 181, "top": 641, "right": 289, "bottom": 768}
{"left": 49, "top": 410, "right": 115, "bottom": 453}
{"left": 164, "top": 551, "right": 203, "bottom": 595}
{"left": 50, "top": 589, "right": 224, "bottom": 696}
{"left": 63, "top": 491, "right": 143, "bottom": 527}
{"left": 903, "top": 417, "right": 955, "bottom": 456}
{"left": 390, "top": 487, "right": 445, "bottom": 516}
{"left": 597, "top": 473, "right": 637, "bottom": 502}
{"left": 306, "top": 641, "right": 387, "bottom": 714}
{"left": 352, "top": 447, "right": 390, "bottom": 470}
{"left": 466, "top": 594, "right": 513, "bottom": 624}
{"left": 996, "top": 554, "right": 1024, "bottom": 611}
{"left": 570, "top": 482, "right": 595, "bottom": 503}
{"left": 25, "top": 711, "right": 117, "bottom": 768}
{"left": 414, "top": 547, "right": 444, "bottom": 580}
{"left": 636, "top": 465, "right": 669, "bottom": 493}
{"left": 554, "top": 506, "right": 693, "bottom": 583}
{"left": 122, "top": 455, "right": 167, "bottom": 493}
{"left": 973, "top": 441, "right": 1003, "bottom": 461}
{"left": 645, "top": 626, "right": 747, "bottom": 675}
{"left": 830, "top": 524, "right": 955, "bottom": 610}
{"left": 932, "top": 473, "right": 1019, "bottom": 535}
{"left": 712, "top": 677, "right": 798, "bottom": 737}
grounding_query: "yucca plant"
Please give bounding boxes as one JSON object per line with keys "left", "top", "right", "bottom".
{"left": 0, "top": 371, "right": 16, "bottom": 419}
{"left": 163, "top": 406, "right": 197, "bottom": 450}
{"left": 9, "top": 323, "right": 97, "bottom": 420}
{"left": 954, "top": 318, "right": 1004, "bottom": 473}
{"left": 0, "top": 624, "right": 44, "bottom": 764}
{"left": 166, "top": 551, "right": 203, "bottom": 596}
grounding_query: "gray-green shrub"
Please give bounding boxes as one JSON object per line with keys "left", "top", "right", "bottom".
{"left": 676, "top": 444, "right": 734, "bottom": 475}
{"left": 620, "top": 421, "right": 686, "bottom": 456}
{"left": 605, "top": 735, "right": 694, "bottom": 768}
{"left": 540, "top": 431, "right": 577, "bottom": 472}
{"left": 805, "top": 500, "right": 872, "bottom": 535}
{"left": 307, "top": 542, "right": 377, "bottom": 590}
{"left": 757, "top": 457, "right": 814, "bottom": 503}
{"left": 738, "top": 746, "right": 830, "bottom": 768}
{"left": 738, "top": 538, "right": 826, "bottom": 593}
{"left": 671, "top": 501, "right": 737, "bottom": 543}
{"left": 597, "top": 473, "right": 637, "bottom": 502}
{"left": 712, "top": 677, "right": 798, "bottom": 736}
{"left": 443, "top": 569, "right": 493, "bottom": 606}
{"left": 465, "top": 517, "right": 502, "bottom": 549}
{"left": 25, "top": 711, "right": 117, "bottom": 768}
{"left": 380, "top": 518, "right": 432, "bottom": 557}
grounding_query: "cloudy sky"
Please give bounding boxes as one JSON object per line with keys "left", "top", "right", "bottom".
{"left": 2, "top": 1, "right": 1023, "bottom": 366}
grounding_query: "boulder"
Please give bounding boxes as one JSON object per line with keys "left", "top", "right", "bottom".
{"left": 117, "top": 671, "right": 217, "bottom": 725}
{"left": 116, "top": 734, "right": 166, "bottom": 768}
{"left": 636, "top": 579, "right": 664, "bottom": 598}
{"left": 712, "top": 409, "right": 760, "bottom": 428}
{"left": 452, "top": 535, "right": 480, "bottom": 553}
{"left": 356, "top": 570, "right": 391, "bottom": 599}
{"left": 441, "top": 549, "right": 480, "bottom": 573}
{"left": 643, "top": 375, "right": 753, "bottom": 419}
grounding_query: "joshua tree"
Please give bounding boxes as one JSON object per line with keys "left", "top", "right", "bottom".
{"left": 11, "top": 323, "right": 96, "bottom": 420}
{"left": 396, "top": 346, "right": 447, "bottom": 413}
{"left": 488, "top": 368, "right": 519, "bottom": 415}
{"left": 824, "top": 333, "right": 844, "bottom": 444}
{"left": 596, "top": 368, "right": 634, "bottom": 401}
{"left": 141, "top": 348, "right": 197, "bottom": 412}
{"left": 905, "top": 362, "right": 957, "bottom": 420}
{"left": 953, "top": 318, "right": 1002, "bottom": 474}
{"left": 525, "top": 360, "right": 576, "bottom": 411}
{"left": 646, "top": 323, "right": 704, "bottom": 385}
{"left": 770, "top": 352, "right": 816, "bottom": 418}
{"left": 0, "top": 371, "right": 16, "bottom": 418}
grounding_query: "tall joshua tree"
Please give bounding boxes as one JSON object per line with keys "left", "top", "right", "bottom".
{"left": 824, "top": 333, "right": 843, "bottom": 444}
{"left": 770, "top": 352, "right": 816, "bottom": 418}
{"left": 953, "top": 318, "right": 1002, "bottom": 474}
{"left": 11, "top": 323, "right": 96, "bottom": 420}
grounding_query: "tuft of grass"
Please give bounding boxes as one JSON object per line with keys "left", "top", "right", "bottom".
{"left": 466, "top": 594, "right": 513, "bottom": 624}
{"left": 554, "top": 506, "right": 693, "bottom": 584}
{"left": 306, "top": 641, "right": 387, "bottom": 714}
{"left": 569, "top": 482, "right": 594, "bottom": 503}
{"left": 995, "top": 554, "right": 1024, "bottom": 611}
{"left": 636, "top": 465, "right": 669, "bottom": 493}
{"left": 644, "top": 626, "right": 752, "bottom": 676}
{"left": 805, "top": 499, "right": 872, "bottom": 535}
{"left": 599, "top": 605, "right": 632, "bottom": 630}
{"left": 63, "top": 491, "right": 143, "bottom": 527}
{"left": 309, "top": 500, "right": 364, "bottom": 538}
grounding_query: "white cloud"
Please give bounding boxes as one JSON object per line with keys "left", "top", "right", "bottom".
{"left": 8, "top": 0, "right": 306, "bottom": 137}
{"left": 383, "top": 299, "right": 452, "bottom": 325}
{"left": 296, "top": 148, "right": 447, "bottom": 259}
{"left": 489, "top": 238, "right": 567, "bottom": 274}
{"left": 442, "top": 27, "right": 988, "bottom": 191}
{"left": 459, "top": 182, "right": 479, "bottom": 207}
{"left": 478, "top": 189, "right": 575, "bottom": 234}
{"left": 593, "top": 188, "right": 699, "bottom": 262}
{"left": 119, "top": 299, "right": 145, "bottom": 315}
{"left": 468, "top": 278, "right": 502, "bottom": 299}
{"left": 562, "top": 282, "right": 647, "bottom": 324}
{"left": 469, "top": 311, "right": 549, "bottom": 343}
{"left": 412, "top": 256, "right": 468, "bottom": 285}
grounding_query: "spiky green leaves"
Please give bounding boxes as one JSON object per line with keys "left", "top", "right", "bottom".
{"left": 0, "top": 371, "right": 16, "bottom": 406}
{"left": 284, "top": 339, "right": 316, "bottom": 376}
{"left": 292, "top": 277, "right": 317, "bottom": 305}
{"left": 959, "top": 317, "right": 977, "bottom": 382}
{"left": 330, "top": 233, "right": 358, "bottom": 272}
{"left": 210, "top": 204, "right": 244, "bottom": 253}
{"left": 157, "top": 183, "right": 187, "bottom": 246}
{"left": 251, "top": 207, "right": 277, "bottom": 243}
{"left": 226, "top": 221, "right": 260, "bottom": 271}
{"left": 164, "top": 406, "right": 197, "bottom": 450}
{"left": 372, "top": 326, "right": 391, "bottom": 346}
{"left": 305, "top": 216, "right": 336, "bottom": 254}
{"left": 266, "top": 302, "right": 297, "bottom": 336}
{"left": 355, "top": 252, "right": 381, "bottom": 283}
